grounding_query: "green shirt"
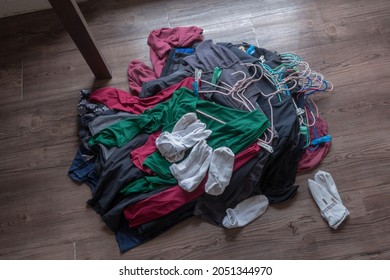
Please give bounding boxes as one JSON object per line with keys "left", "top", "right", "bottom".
{"left": 89, "top": 87, "right": 270, "bottom": 195}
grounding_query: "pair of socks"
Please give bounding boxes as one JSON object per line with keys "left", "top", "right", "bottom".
{"left": 222, "top": 195, "right": 269, "bottom": 229}
{"left": 170, "top": 140, "right": 234, "bottom": 195}
{"left": 156, "top": 113, "right": 212, "bottom": 163}
{"left": 308, "top": 170, "right": 350, "bottom": 229}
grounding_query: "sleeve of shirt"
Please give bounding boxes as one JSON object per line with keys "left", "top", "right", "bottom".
{"left": 88, "top": 102, "right": 167, "bottom": 147}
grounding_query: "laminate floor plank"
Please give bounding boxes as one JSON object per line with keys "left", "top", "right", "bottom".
{"left": 202, "top": 19, "right": 257, "bottom": 45}
{"left": 252, "top": 0, "right": 390, "bottom": 52}
{"left": 0, "top": 241, "right": 76, "bottom": 260}
{"left": 0, "top": 59, "right": 23, "bottom": 106}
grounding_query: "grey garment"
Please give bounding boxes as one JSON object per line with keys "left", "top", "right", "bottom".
{"left": 217, "top": 42, "right": 285, "bottom": 101}
{"left": 193, "top": 150, "right": 270, "bottom": 227}
{"left": 87, "top": 133, "right": 150, "bottom": 215}
{"left": 217, "top": 42, "right": 282, "bottom": 69}
{"left": 182, "top": 40, "right": 261, "bottom": 111}
{"left": 89, "top": 111, "right": 137, "bottom": 136}
{"left": 98, "top": 145, "right": 119, "bottom": 165}
{"left": 89, "top": 111, "right": 138, "bottom": 161}
{"left": 139, "top": 68, "right": 193, "bottom": 98}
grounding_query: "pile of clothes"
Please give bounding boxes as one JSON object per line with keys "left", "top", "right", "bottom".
{"left": 68, "top": 26, "right": 333, "bottom": 252}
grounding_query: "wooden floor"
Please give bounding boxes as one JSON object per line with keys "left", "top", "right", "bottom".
{"left": 0, "top": 0, "right": 389, "bottom": 260}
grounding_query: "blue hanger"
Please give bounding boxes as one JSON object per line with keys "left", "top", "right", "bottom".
{"left": 311, "top": 135, "right": 332, "bottom": 146}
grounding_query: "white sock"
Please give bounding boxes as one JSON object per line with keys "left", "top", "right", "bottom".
{"left": 156, "top": 113, "right": 211, "bottom": 163}
{"left": 308, "top": 179, "right": 349, "bottom": 229}
{"left": 171, "top": 112, "right": 198, "bottom": 131}
{"left": 314, "top": 170, "right": 350, "bottom": 215}
{"left": 205, "top": 147, "right": 235, "bottom": 196}
{"left": 169, "top": 140, "right": 212, "bottom": 192}
{"left": 222, "top": 195, "right": 269, "bottom": 228}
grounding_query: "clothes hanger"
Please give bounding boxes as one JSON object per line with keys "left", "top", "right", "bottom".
{"left": 195, "top": 66, "right": 276, "bottom": 153}
{"left": 255, "top": 50, "right": 335, "bottom": 150}
{"left": 198, "top": 66, "right": 258, "bottom": 112}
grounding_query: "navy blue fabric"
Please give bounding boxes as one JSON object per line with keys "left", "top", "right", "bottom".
{"left": 68, "top": 142, "right": 99, "bottom": 192}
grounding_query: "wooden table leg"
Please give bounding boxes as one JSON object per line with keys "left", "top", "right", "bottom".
{"left": 48, "top": 0, "right": 112, "bottom": 80}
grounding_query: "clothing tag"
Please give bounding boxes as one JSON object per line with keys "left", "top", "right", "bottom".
{"left": 258, "top": 141, "right": 274, "bottom": 153}
{"left": 194, "top": 68, "right": 202, "bottom": 81}
{"left": 259, "top": 55, "right": 265, "bottom": 63}
{"left": 296, "top": 108, "right": 305, "bottom": 116}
